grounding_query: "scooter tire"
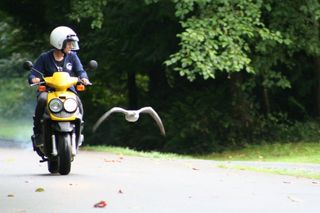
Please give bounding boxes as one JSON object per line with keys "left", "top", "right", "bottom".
{"left": 58, "top": 133, "right": 72, "bottom": 175}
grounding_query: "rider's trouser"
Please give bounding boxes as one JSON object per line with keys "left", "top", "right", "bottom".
{"left": 33, "top": 92, "right": 48, "bottom": 135}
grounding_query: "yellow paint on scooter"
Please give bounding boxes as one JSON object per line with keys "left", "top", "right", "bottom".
{"left": 45, "top": 72, "right": 78, "bottom": 91}
{"left": 47, "top": 92, "right": 78, "bottom": 121}
{"left": 44, "top": 72, "right": 80, "bottom": 121}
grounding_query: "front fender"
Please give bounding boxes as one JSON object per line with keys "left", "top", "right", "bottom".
{"left": 51, "top": 122, "right": 74, "bottom": 132}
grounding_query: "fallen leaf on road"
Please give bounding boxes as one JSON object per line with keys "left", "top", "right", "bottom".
{"left": 288, "top": 196, "right": 302, "bottom": 203}
{"left": 104, "top": 159, "right": 122, "bottom": 163}
{"left": 94, "top": 201, "right": 107, "bottom": 208}
{"left": 5, "top": 158, "right": 16, "bottom": 163}
{"left": 35, "top": 187, "right": 45, "bottom": 192}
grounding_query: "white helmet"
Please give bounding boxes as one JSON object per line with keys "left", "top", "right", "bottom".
{"left": 49, "top": 26, "right": 80, "bottom": 51}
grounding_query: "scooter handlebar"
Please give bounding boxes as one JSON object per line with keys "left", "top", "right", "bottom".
{"left": 30, "top": 81, "right": 45, "bottom": 87}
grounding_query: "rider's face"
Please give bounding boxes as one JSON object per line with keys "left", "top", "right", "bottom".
{"left": 63, "top": 41, "right": 73, "bottom": 54}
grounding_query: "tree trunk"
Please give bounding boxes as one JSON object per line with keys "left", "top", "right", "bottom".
{"left": 262, "top": 86, "right": 271, "bottom": 114}
{"left": 314, "top": 57, "right": 320, "bottom": 117}
{"left": 229, "top": 72, "right": 253, "bottom": 127}
{"left": 148, "top": 66, "right": 169, "bottom": 107}
{"left": 312, "top": 11, "right": 320, "bottom": 117}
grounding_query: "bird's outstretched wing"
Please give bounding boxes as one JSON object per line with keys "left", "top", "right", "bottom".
{"left": 138, "top": 107, "right": 166, "bottom": 136}
{"left": 92, "top": 107, "right": 128, "bottom": 132}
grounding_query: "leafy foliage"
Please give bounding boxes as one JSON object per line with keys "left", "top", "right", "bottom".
{"left": 0, "top": 78, "right": 34, "bottom": 119}
{"left": 0, "top": 15, "right": 34, "bottom": 119}
{"left": 1, "top": 0, "right": 320, "bottom": 154}
{"left": 165, "top": 0, "right": 287, "bottom": 81}
{"left": 70, "top": 0, "right": 108, "bottom": 29}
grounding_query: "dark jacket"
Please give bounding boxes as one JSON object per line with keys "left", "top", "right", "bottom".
{"left": 28, "top": 49, "right": 89, "bottom": 93}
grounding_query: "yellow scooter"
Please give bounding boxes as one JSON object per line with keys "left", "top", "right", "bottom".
{"left": 23, "top": 60, "right": 97, "bottom": 175}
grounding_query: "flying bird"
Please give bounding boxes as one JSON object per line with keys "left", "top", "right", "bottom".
{"left": 92, "top": 107, "right": 166, "bottom": 136}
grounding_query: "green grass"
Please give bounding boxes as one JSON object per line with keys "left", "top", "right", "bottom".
{"left": 82, "top": 142, "right": 320, "bottom": 180}
{"left": 217, "top": 164, "right": 320, "bottom": 180}
{"left": 0, "top": 117, "right": 33, "bottom": 142}
{"left": 203, "top": 142, "right": 320, "bottom": 179}
{"left": 199, "top": 142, "right": 320, "bottom": 164}
{"left": 82, "top": 145, "right": 190, "bottom": 159}
{"left": 82, "top": 142, "right": 320, "bottom": 164}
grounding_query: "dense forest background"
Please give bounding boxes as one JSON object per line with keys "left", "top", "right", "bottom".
{"left": 1, "top": 0, "right": 320, "bottom": 154}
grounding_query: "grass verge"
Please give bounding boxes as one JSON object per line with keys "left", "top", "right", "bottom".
{"left": 82, "top": 142, "right": 320, "bottom": 163}
{"left": 83, "top": 142, "right": 320, "bottom": 180}
{"left": 199, "top": 142, "right": 320, "bottom": 164}
{"left": 81, "top": 145, "right": 190, "bottom": 159}
{"left": 0, "top": 117, "right": 32, "bottom": 142}
{"left": 217, "top": 164, "right": 320, "bottom": 180}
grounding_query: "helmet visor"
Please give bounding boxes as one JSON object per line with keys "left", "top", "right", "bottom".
{"left": 66, "top": 35, "right": 79, "bottom": 50}
{"left": 70, "top": 40, "right": 79, "bottom": 50}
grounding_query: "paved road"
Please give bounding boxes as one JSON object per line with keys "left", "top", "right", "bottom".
{"left": 0, "top": 140, "right": 320, "bottom": 213}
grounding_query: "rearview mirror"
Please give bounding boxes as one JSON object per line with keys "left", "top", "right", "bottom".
{"left": 23, "top": 61, "right": 33, "bottom": 70}
{"left": 88, "top": 60, "right": 98, "bottom": 70}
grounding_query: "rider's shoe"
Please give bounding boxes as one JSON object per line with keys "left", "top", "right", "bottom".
{"left": 31, "top": 134, "right": 45, "bottom": 159}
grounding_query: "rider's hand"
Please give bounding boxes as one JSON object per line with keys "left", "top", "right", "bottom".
{"left": 31, "top": 78, "right": 41, "bottom": 84}
{"left": 81, "top": 78, "right": 91, "bottom": 85}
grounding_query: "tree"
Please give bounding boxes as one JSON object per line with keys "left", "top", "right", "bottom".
{"left": 70, "top": 0, "right": 180, "bottom": 110}
{"left": 2, "top": 0, "right": 320, "bottom": 153}
{"left": 263, "top": 0, "right": 320, "bottom": 116}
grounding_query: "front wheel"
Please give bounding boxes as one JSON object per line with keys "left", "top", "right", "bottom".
{"left": 57, "top": 133, "right": 72, "bottom": 175}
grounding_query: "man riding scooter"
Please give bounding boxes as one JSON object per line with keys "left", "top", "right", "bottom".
{"left": 28, "top": 26, "right": 91, "bottom": 158}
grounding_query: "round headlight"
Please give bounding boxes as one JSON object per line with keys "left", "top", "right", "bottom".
{"left": 49, "top": 98, "right": 63, "bottom": 113}
{"left": 64, "top": 98, "right": 78, "bottom": 113}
